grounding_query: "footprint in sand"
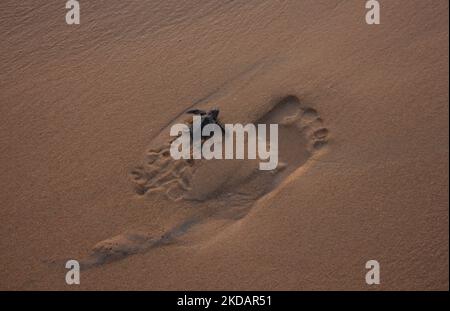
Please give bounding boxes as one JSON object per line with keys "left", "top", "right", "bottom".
{"left": 129, "top": 146, "right": 194, "bottom": 200}
{"left": 130, "top": 95, "right": 328, "bottom": 202}
{"left": 80, "top": 95, "right": 329, "bottom": 268}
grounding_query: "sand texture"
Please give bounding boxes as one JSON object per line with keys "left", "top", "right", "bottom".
{"left": 0, "top": 0, "right": 448, "bottom": 290}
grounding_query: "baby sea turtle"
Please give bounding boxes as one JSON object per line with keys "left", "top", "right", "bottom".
{"left": 186, "top": 108, "right": 224, "bottom": 138}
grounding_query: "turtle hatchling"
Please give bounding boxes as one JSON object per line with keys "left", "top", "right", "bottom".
{"left": 186, "top": 108, "right": 224, "bottom": 138}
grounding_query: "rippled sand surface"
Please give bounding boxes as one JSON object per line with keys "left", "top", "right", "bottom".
{"left": 0, "top": 0, "right": 448, "bottom": 290}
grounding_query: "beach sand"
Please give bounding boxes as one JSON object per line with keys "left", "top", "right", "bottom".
{"left": 0, "top": 0, "right": 448, "bottom": 290}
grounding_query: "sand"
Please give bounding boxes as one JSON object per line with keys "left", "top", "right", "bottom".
{"left": 0, "top": 0, "right": 448, "bottom": 290}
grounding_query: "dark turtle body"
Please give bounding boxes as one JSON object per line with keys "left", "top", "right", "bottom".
{"left": 186, "top": 108, "right": 224, "bottom": 138}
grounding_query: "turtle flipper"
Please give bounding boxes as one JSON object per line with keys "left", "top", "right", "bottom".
{"left": 209, "top": 109, "right": 220, "bottom": 120}
{"left": 187, "top": 109, "right": 206, "bottom": 115}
